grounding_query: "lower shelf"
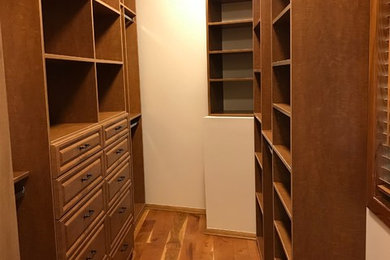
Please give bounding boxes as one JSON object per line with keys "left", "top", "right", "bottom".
{"left": 274, "top": 220, "right": 292, "bottom": 260}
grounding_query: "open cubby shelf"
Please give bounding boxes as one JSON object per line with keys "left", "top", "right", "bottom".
{"left": 274, "top": 190, "right": 292, "bottom": 259}
{"left": 273, "top": 103, "right": 291, "bottom": 117}
{"left": 208, "top": 0, "right": 252, "bottom": 23}
{"left": 274, "top": 183, "right": 291, "bottom": 218}
{"left": 95, "top": 0, "right": 121, "bottom": 14}
{"left": 256, "top": 192, "right": 264, "bottom": 213}
{"left": 272, "top": 3, "right": 290, "bottom": 25}
{"left": 254, "top": 113, "right": 262, "bottom": 123}
{"left": 41, "top": 0, "right": 94, "bottom": 58}
{"left": 123, "top": 0, "right": 136, "bottom": 13}
{"left": 121, "top": 3, "right": 136, "bottom": 18}
{"left": 274, "top": 220, "right": 292, "bottom": 260}
{"left": 93, "top": 0, "right": 123, "bottom": 61}
{"left": 209, "top": 49, "right": 253, "bottom": 54}
{"left": 272, "top": 0, "right": 290, "bottom": 21}
{"left": 210, "top": 77, "right": 253, "bottom": 82}
{"left": 273, "top": 110, "right": 290, "bottom": 150}
{"left": 255, "top": 152, "right": 263, "bottom": 168}
{"left": 274, "top": 145, "right": 292, "bottom": 171}
{"left": 262, "top": 130, "right": 273, "bottom": 145}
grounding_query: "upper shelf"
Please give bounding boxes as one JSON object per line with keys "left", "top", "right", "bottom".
{"left": 208, "top": 19, "right": 253, "bottom": 28}
{"left": 273, "top": 3, "right": 291, "bottom": 25}
{"left": 121, "top": 3, "right": 136, "bottom": 18}
{"left": 13, "top": 171, "right": 30, "bottom": 184}
{"left": 94, "top": 0, "right": 120, "bottom": 15}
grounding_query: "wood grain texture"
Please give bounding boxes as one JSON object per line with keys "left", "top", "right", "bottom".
{"left": 133, "top": 209, "right": 261, "bottom": 260}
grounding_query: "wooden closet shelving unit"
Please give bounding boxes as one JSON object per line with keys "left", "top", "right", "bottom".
{"left": 255, "top": 0, "right": 369, "bottom": 259}
{"left": 1, "top": 0, "right": 145, "bottom": 259}
{"left": 207, "top": 0, "right": 254, "bottom": 116}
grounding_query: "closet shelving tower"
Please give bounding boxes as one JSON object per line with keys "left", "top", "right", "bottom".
{"left": 255, "top": 0, "right": 369, "bottom": 259}
{"left": 207, "top": 0, "right": 254, "bottom": 116}
{"left": 1, "top": 0, "right": 145, "bottom": 259}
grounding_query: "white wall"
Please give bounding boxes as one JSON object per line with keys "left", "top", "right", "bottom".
{"left": 136, "top": 0, "right": 208, "bottom": 209}
{"left": 203, "top": 117, "right": 255, "bottom": 234}
{"left": 366, "top": 209, "right": 390, "bottom": 260}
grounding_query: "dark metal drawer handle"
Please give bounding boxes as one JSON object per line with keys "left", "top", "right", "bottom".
{"left": 83, "top": 209, "right": 95, "bottom": 219}
{"left": 86, "top": 249, "right": 97, "bottom": 260}
{"left": 116, "top": 148, "right": 124, "bottom": 155}
{"left": 117, "top": 176, "right": 126, "bottom": 182}
{"left": 114, "top": 125, "right": 123, "bottom": 131}
{"left": 78, "top": 143, "right": 91, "bottom": 151}
{"left": 118, "top": 207, "right": 127, "bottom": 214}
{"left": 120, "top": 243, "right": 129, "bottom": 252}
{"left": 81, "top": 173, "right": 93, "bottom": 182}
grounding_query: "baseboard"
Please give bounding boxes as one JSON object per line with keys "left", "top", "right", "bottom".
{"left": 204, "top": 228, "right": 256, "bottom": 240}
{"left": 145, "top": 203, "right": 206, "bottom": 215}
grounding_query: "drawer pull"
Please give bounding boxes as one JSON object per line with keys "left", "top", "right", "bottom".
{"left": 78, "top": 143, "right": 91, "bottom": 151}
{"left": 81, "top": 173, "right": 93, "bottom": 182}
{"left": 83, "top": 209, "right": 95, "bottom": 219}
{"left": 120, "top": 243, "right": 129, "bottom": 252}
{"left": 86, "top": 249, "right": 97, "bottom": 260}
{"left": 115, "top": 148, "right": 124, "bottom": 155}
{"left": 118, "top": 207, "right": 127, "bottom": 214}
{"left": 114, "top": 126, "right": 123, "bottom": 131}
{"left": 117, "top": 176, "right": 126, "bottom": 182}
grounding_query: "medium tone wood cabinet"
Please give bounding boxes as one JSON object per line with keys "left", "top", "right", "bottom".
{"left": 0, "top": 0, "right": 145, "bottom": 259}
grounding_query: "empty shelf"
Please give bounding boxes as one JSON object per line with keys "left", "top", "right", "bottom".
{"left": 254, "top": 113, "right": 262, "bottom": 124}
{"left": 256, "top": 192, "right": 264, "bottom": 213}
{"left": 274, "top": 182, "right": 292, "bottom": 219}
{"left": 378, "top": 184, "right": 390, "bottom": 197}
{"left": 13, "top": 171, "right": 30, "bottom": 183}
{"left": 121, "top": 3, "right": 136, "bottom": 18}
{"left": 209, "top": 49, "right": 253, "bottom": 54}
{"left": 129, "top": 112, "right": 142, "bottom": 121}
{"left": 255, "top": 152, "right": 263, "bottom": 169}
{"left": 96, "top": 59, "right": 123, "bottom": 65}
{"left": 208, "top": 19, "right": 253, "bottom": 28}
{"left": 273, "top": 103, "right": 291, "bottom": 117}
{"left": 210, "top": 77, "right": 253, "bottom": 82}
{"left": 99, "top": 111, "right": 126, "bottom": 122}
{"left": 273, "top": 145, "right": 292, "bottom": 172}
{"left": 272, "top": 59, "right": 291, "bottom": 67}
{"left": 45, "top": 53, "right": 95, "bottom": 63}
{"left": 94, "top": 0, "right": 120, "bottom": 15}
{"left": 274, "top": 221, "right": 292, "bottom": 260}
{"left": 50, "top": 123, "right": 96, "bottom": 142}
{"left": 273, "top": 3, "right": 291, "bottom": 25}
{"left": 262, "top": 130, "right": 273, "bottom": 145}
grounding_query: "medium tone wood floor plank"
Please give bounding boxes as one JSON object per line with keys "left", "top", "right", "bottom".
{"left": 133, "top": 209, "right": 261, "bottom": 260}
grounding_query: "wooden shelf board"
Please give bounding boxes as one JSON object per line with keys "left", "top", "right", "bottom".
{"left": 129, "top": 112, "right": 142, "bottom": 121}
{"left": 121, "top": 3, "right": 136, "bottom": 18}
{"left": 253, "top": 19, "right": 261, "bottom": 31}
{"left": 254, "top": 113, "right": 262, "bottom": 124}
{"left": 262, "top": 130, "right": 273, "bottom": 145}
{"left": 273, "top": 103, "right": 291, "bottom": 117}
{"left": 13, "top": 171, "right": 30, "bottom": 183}
{"left": 95, "top": 59, "right": 123, "bottom": 65}
{"left": 50, "top": 122, "right": 96, "bottom": 142}
{"left": 210, "top": 111, "right": 253, "bottom": 117}
{"left": 99, "top": 111, "right": 126, "bottom": 122}
{"left": 273, "top": 3, "right": 291, "bottom": 25}
{"left": 210, "top": 77, "right": 253, "bottom": 82}
{"left": 273, "top": 145, "right": 292, "bottom": 172}
{"left": 254, "top": 69, "right": 261, "bottom": 74}
{"left": 272, "top": 59, "right": 291, "bottom": 67}
{"left": 208, "top": 19, "right": 253, "bottom": 28}
{"left": 94, "top": 0, "right": 121, "bottom": 15}
{"left": 274, "top": 220, "right": 292, "bottom": 260}
{"left": 209, "top": 49, "right": 253, "bottom": 55}
{"left": 45, "top": 53, "right": 95, "bottom": 63}
{"left": 378, "top": 184, "right": 390, "bottom": 197}
{"left": 256, "top": 192, "right": 264, "bottom": 213}
{"left": 274, "top": 182, "right": 292, "bottom": 219}
{"left": 255, "top": 152, "right": 263, "bottom": 169}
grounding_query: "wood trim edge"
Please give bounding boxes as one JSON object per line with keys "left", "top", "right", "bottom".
{"left": 204, "top": 228, "right": 257, "bottom": 240}
{"left": 145, "top": 204, "right": 206, "bottom": 215}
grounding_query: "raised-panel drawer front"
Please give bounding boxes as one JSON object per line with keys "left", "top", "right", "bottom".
{"left": 108, "top": 188, "right": 133, "bottom": 247}
{"left": 55, "top": 152, "right": 104, "bottom": 218}
{"left": 71, "top": 223, "right": 106, "bottom": 260}
{"left": 59, "top": 188, "right": 104, "bottom": 251}
{"left": 105, "top": 134, "right": 129, "bottom": 172}
{"left": 106, "top": 157, "right": 131, "bottom": 208}
{"left": 111, "top": 223, "right": 134, "bottom": 260}
{"left": 51, "top": 125, "right": 103, "bottom": 177}
{"left": 103, "top": 116, "right": 128, "bottom": 146}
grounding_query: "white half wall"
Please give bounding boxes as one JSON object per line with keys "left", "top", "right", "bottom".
{"left": 203, "top": 116, "right": 255, "bottom": 234}
{"left": 366, "top": 209, "right": 390, "bottom": 260}
{"left": 136, "top": 0, "right": 208, "bottom": 209}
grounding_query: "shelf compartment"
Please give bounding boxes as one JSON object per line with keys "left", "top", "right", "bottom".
{"left": 274, "top": 221, "right": 290, "bottom": 260}
{"left": 210, "top": 77, "right": 253, "bottom": 82}
{"left": 46, "top": 59, "right": 98, "bottom": 132}
{"left": 95, "top": 0, "right": 120, "bottom": 13}
{"left": 41, "top": 0, "right": 94, "bottom": 58}
{"left": 274, "top": 187, "right": 292, "bottom": 260}
{"left": 273, "top": 103, "right": 291, "bottom": 117}
{"left": 255, "top": 152, "right": 263, "bottom": 169}
{"left": 209, "top": 80, "right": 253, "bottom": 114}
{"left": 256, "top": 192, "right": 264, "bottom": 213}
{"left": 255, "top": 116, "right": 262, "bottom": 153}
{"left": 272, "top": 9, "right": 290, "bottom": 63}
{"left": 273, "top": 3, "right": 290, "bottom": 25}
{"left": 272, "top": 0, "right": 290, "bottom": 21}
{"left": 274, "top": 145, "right": 292, "bottom": 172}
{"left": 123, "top": 0, "right": 136, "bottom": 12}
{"left": 256, "top": 202, "right": 264, "bottom": 253}
{"left": 272, "top": 59, "right": 291, "bottom": 67}
{"left": 254, "top": 113, "right": 262, "bottom": 124}
{"left": 209, "top": 49, "right": 253, "bottom": 54}
{"left": 208, "top": 0, "right": 252, "bottom": 23}
{"left": 262, "top": 130, "right": 273, "bottom": 145}
{"left": 49, "top": 123, "right": 97, "bottom": 142}
{"left": 210, "top": 52, "right": 253, "bottom": 79}
{"left": 274, "top": 221, "right": 292, "bottom": 260}
{"left": 121, "top": 3, "right": 136, "bottom": 18}
{"left": 273, "top": 109, "right": 291, "bottom": 151}
{"left": 13, "top": 171, "right": 30, "bottom": 184}
{"left": 274, "top": 182, "right": 292, "bottom": 219}
{"left": 93, "top": 0, "right": 123, "bottom": 61}
{"left": 209, "top": 26, "right": 253, "bottom": 51}
{"left": 96, "top": 63, "right": 126, "bottom": 113}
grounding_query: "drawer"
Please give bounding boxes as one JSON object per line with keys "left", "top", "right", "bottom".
{"left": 107, "top": 187, "right": 133, "bottom": 247}
{"left": 54, "top": 152, "right": 104, "bottom": 218}
{"left": 111, "top": 224, "right": 134, "bottom": 260}
{"left": 102, "top": 114, "right": 128, "bottom": 146}
{"left": 51, "top": 125, "right": 103, "bottom": 177}
{"left": 105, "top": 157, "right": 131, "bottom": 208}
{"left": 105, "top": 134, "right": 129, "bottom": 172}
{"left": 58, "top": 188, "right": 104, "bottom": 251}
{"left": 71, "top": 223, "right": 106, "bottom": 260}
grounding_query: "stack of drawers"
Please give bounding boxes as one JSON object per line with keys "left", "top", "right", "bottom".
{"left": 50, "top": 112, "right": 135, "bottom": 260}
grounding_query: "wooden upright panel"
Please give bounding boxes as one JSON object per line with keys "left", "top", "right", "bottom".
{"left": 291, "top": 1, "right": 369, "bottom": 259}
{"left": 0, "top": 0, "right": 57, "bottom": 259}
{"left": 0, "top": 24, "right": 20, "bottom": 260}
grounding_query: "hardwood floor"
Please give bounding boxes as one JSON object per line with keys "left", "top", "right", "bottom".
{"left": 133, "top": 209, "right": 261, "bottom": 260}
